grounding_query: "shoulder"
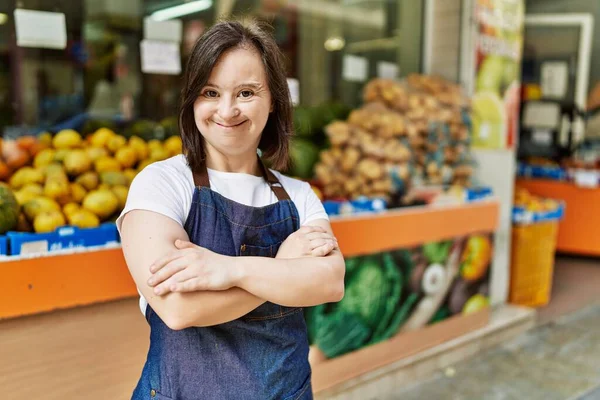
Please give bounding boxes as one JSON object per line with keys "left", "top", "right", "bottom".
{"left": 133, "top": 155, "right": 194, "bottom": 189}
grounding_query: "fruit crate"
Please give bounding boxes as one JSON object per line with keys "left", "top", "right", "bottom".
{"left": 510, "top": 202, "right": 565, "bottom": 307}
{"left": 2, "top": 223, "right": 119, "bottom": 256}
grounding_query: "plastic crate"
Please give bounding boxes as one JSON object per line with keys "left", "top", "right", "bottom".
{"left": 6, "top": 223, "right": 119, "bottom": 256}
{"left": 509, "top": 204, "right": 564, "bottom": 307}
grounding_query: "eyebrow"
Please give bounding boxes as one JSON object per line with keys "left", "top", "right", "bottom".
{"left": 204, "top": 82, "right": 263, "bottom": 90}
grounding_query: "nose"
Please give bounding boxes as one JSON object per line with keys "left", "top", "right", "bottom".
{"left": 217, "top": 98, "right": 240, "bottom": 121}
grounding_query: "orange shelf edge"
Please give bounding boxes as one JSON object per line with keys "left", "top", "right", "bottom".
{"left": 516, "top": 179, "right": 600, "bottom": 256}
{"left": 1, "top": 248, "right": 137, "bottom": 320}
{"left": 332, "top": 200, "right": 500, "bottom": 257}
{"left": 1, "top": 201, "right": 500, "bottom": 320}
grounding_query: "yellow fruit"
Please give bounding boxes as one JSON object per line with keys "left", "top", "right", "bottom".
{"left": 38, "top": 132, "right": 53, "bottom": 147}
{"left": 123, "top": 169, "right": 137, "bottom": 185}
{"left": 9, "top": 167, "right": 44, "bottom": 189}
{"left": 67, "top": 209, "right": 100, "bottom": 229}
{"left": 33, "top": 148, "right": 56, "bottom": 168}
{"left": 137, "top": 159, "right": 154, "bottom": 172}
{"left": 462, "top": 294, "right": 490, "bottom": 315}
{"left": 90, "top": 127, "right": 116, "bottom": 148}
{"left": 95, "top": 157, "right": 122, "bottom": 173}
{"left": 53, "top": 129, "right": 82, "bottom": 149}
{"left": 164, "top": 136, "right": 183, "bottom": 156}
{"left": 44, "top": 163, "right": 66, "bottom": 177}
{"left": 129, "top": 136, "right": 149, "bottom": 161}
{"left": 23, "top": 197, "right": 61, "bottom": 220}
{"left": 100, "top": 171, "right": 128, "bottom": 186}
{"left": 98, "top": 183, "right": 112, "bottom": 191}
{"left": 112, "top": 185, "right": 129, "bottom": 209}
{"left": 33, "top": 210, "right": 66, "bottom": 233}
{"left": 76, "top": 172, "right": 99, "bottom": 191}
{"left": 147, "top": 139, "right": 162, "bottom": 152}
{"left": 63, "top": 202, "right": 80, "bottom": 217}
{"left": 85, "top": 147, "right": 109, "bottom": 162}
{"left": 70, "top": 183, "right": 87, "bottom": 203}
{"left": 150, "top": 147, "right": 170, "bottom": 161}
{"left": 107, "top": 135, "right": 127, "bottom": 154}
{"left": 44, "top": 179, "right": 71, "bottom": 202}
{"left": 21, "top": 183, "right": 44, "bottom": 195}
{"left": 53, "top": 148, "right": 71, "bottom": 163}
{"left": 64, "top": 150, "right": 92, "bottom": 176}
{"left": 14, "top": 190, "right": 37, "bottom": 206}
{"left": 83, "top": 189, "right": 119, "bottom": 219}
{"left": 115, "top": 147, "right": 138, "bottom": 169}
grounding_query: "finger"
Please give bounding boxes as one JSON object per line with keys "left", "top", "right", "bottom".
{"left": 150, "top": 249, "right": 189, "bottom": 274}
{"left": 311, "top": 242, "right": 335, "bottom": 257}
{"left": 171, "top": 277, "right": 205, "bottom": 293}
{"left": 175, "top": 239, "right": 197, "bottom": 249}
{"left": 299, "top": 225, "right": 326, "bottom": 234}
{"left": 306, "top": 232, "right": 337, "bottom": 242}
{"left": 309, "top": 238, "right": 337, "bottom": 250}
{"left": 149, "top": 258, "right": 188, "bottom": 289}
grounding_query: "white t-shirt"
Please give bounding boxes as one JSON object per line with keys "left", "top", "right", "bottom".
{"left": 116, "top": 154, "right": 329, "bottom": 314}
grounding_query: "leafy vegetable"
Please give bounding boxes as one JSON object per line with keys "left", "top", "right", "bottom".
{"left": 422, "top": 241, "right": 452, "bottom": 264}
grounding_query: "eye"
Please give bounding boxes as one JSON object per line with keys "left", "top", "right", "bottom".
{"left": 239, "top": 90, "right": 254, "bottom": 99}
{"left": 202, "top": 90, "right": 218, "bottom": 98}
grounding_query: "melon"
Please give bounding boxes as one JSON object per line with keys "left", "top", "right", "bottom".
{"left": 0, "top": 183, "right": 20, "bottom": 234}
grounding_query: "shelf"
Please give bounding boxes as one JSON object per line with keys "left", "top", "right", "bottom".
{"left": 516, "top": 179, "right": 600, "bottom": 256}
{"left": 1, "top": 201, "right": 500, "bottom": 320}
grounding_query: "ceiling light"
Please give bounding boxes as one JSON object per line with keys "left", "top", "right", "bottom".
{"left": 151, "top": 0, "right": 213, "bottom": 21}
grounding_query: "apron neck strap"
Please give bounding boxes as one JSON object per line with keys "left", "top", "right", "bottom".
{"left": 192, "top": 155, "right": 291, "bottom": 201}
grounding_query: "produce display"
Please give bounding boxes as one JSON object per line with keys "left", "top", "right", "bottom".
{"left": 306, "top": 233, "right": 493, "bottom": 361}
{"left": 0, "top": 128, "right": 182, "bottom": 234}
{"left": 314, "top": 74, "right": 475, "bottom": 201}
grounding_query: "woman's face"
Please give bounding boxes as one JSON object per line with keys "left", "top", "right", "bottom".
{"left": 193, "top": 46, "right": 272, "bottom": 160}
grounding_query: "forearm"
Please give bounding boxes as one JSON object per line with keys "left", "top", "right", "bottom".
{"left": 157, "top": 288, "right": 265, "bottom": 329}
{"left": 233, "top": 250, "right": 345, "bottom": 307}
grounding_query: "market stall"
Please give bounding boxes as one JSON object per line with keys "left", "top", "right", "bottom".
{"left": 0, "top": 74, "right": 502, "bottom": 398}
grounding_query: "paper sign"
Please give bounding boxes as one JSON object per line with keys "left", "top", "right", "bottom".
{"left": 287, "top": 78, "right": 300, "bottom": 106}
{"left": 541, "top": 62, "right": 568, "bottom": 99}
{"left": 144, "top": 18, "right": 182, "bottom": 42}
{"left": 14, "top": 9, "right": 67, "bottom": 49}
{"left": 377, "top": 61, "right": 399, "bottom": 80}
{"left": 342, "top": 55, "right": 368, "bottom": 83}
{"left": 140, "top": 40, "right": 181, "bottom": 75}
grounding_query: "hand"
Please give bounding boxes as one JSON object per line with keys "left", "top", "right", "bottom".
{"left": 276, "top": 225, "right": 338, "bottom": 259}
{"left": 147, "top": 240, "right": 235, "bottom": 295}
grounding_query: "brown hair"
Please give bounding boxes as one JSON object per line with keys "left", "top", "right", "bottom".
{"left": 179, "top": 19, "right": 292, "bottom": 172}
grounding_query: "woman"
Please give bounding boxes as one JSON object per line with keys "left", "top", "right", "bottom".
{"left": 118, "top": 19, "right": 345, "bottom": 400}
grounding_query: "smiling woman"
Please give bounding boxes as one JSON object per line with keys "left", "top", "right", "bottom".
{"left": 118, "top": 19, "right": 344, "bottom": 400}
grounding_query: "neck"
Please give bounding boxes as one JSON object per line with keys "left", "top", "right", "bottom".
{"left": 204, "top": 149, "right": 260, "bottom": 176}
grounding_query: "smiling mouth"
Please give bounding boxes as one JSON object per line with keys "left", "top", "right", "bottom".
{"left": 215, "top": 120, "right": 247, "bottom": 128}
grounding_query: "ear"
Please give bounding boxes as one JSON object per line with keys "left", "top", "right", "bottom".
{"left": 270, "top": 103, "right": 274, "bottom": 113}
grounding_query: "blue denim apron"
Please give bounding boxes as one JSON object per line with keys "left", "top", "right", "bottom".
{"left": 132, "top": 158, "right": 313, "bottom": 400}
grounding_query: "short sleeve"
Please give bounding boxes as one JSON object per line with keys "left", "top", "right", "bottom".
{"left": 301, "top": 182, "right": 329, "bottom": 225}
{"left": 116, "top": 161, "right": 193, "bottom": 234}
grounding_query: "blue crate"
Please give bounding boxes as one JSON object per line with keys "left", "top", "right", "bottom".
{"left": 0, "top": 235, "right": 8, "bottom": 256}
{"left": 517, "top": 162, "right": 567, "bottom": 181}
{"left": 7, "top": 223, "right": 119, "bottom": 256}
{"left": 512, "top": 202, "right": 566, "bottom": 225}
